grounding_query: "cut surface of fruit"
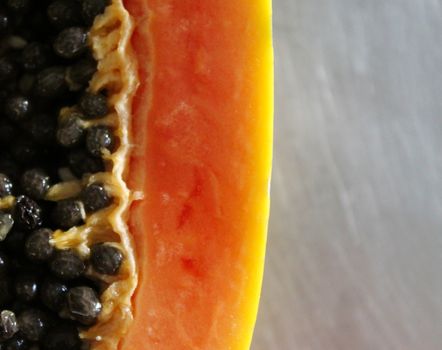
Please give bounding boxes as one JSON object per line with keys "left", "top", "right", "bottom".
{"left": 0, "top": 0, "right": 272, "bottom": 349}
{"left": 122, "top": 0, "right": 273, "bottom": 349}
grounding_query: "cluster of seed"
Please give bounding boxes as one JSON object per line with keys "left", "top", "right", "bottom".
{"left": 0, "top": 1, "right": 124, "bottom": 350}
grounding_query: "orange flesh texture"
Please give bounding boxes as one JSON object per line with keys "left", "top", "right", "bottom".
{"left": 122, "top": 1, "right": 273, "bottom": 349}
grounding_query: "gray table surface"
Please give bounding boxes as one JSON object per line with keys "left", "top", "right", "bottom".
{"left": 252, "top": 1, "right": 442, "bottom": 349}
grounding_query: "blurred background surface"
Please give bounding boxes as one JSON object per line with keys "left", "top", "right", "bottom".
{"left": 252, "top": 0, "right": 442, "bottom": 349}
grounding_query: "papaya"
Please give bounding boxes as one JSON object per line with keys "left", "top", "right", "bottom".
{"left": 0, "top": 1, "right": 272, "bottom": 350}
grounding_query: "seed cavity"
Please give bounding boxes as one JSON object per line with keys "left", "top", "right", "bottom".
{"left": 0, "top": 0, "right": 131, "bottom": 347}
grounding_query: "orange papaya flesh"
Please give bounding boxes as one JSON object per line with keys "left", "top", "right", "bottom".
{"left": 0, "top": 0, "right": 271, "bottom": 348}
{"left": 123, "top": 0, "right": 273, "bottom": 349}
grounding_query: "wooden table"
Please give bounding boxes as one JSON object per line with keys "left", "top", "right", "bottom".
{"left": 252, "top": 1, "right": 442, "bottom": 349}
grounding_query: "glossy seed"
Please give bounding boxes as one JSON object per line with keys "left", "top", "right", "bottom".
{"left": 0, "top": 310, "right": 18, "bottom": 341}
{"left": 50, "top": 249, "right": 85, "bottom": 280}
{"left": 0, "top": 120, "right": 18, "bottom": 146}
{"left": 3, "top": 230, "right": 26, "bottom": 255}
{"left": 0, "top": 12, "right": 9, "bottom": 32}
{"left": 78, "top": 92, "right": 108, "bottom": 119}
{"left": 0, "top": 0, "right": 123, "bottom": 338}
{"left": 0, "top": 57, "right": 17, "bottom": 82}
{"left": 17, "top": 309, "right": 48, "bottom": 342}
{"left": 5, "top": 96, "right": 32, "bottom": 122}
{"left": 81, "top": 0, "right": 109, "bottom": 25}
{"left": 21, "top": 43, "right": 51, "bottom": 72}
{"left": 26, "top": 113, "right": 56, "bottom": 144}
{"left": 67, "top": 286, "right": 101, "bottom": 325}
{"left": 6, "top": 0, "right": 31, "bottom": 12}
{"left": 21, "top": 9, "right": 52, "bottom": 42}
{"left": 85, "top": 126, "right": 114, "bottom": 157}
{"left": 68, "top": 150, "right": 104, "bottom": 177}
{"left": 17, "top": 75, "right": 35, "bottom": 96}
{"left": 6, "top": 36, "right": 27, "bottom": 50}
{"left": 25, "top": 228, "right": 54, "bottom": 262}
{"left": 40, "top": 278, "right": 68, "bottom": 312}
{"left": 14, "top": 196, "right": 42, "bottom": 231}
{"left": 0, "top": 174, "right": 13, "bottom": 197}
{"left": 90, "top": 243, "right": 122, "bottom": 275}
{"left": 53, "top": 27, "right": 88, "bottom": 59}
{"left": 65, "top": 58, "right": 96, "bottom": 91}
{"left": 14, "top": 273, "right": 39, "bottom": 302}
{"left": 21, "top": 169, "right": 51, "bottom": 200}
{"left": 56, "top": 115, "right": 84, "bottom": 148}
{"left": 0, "top": 252, "right": 9, "bottom": 276}
{"left": 11, "top": 139, "right": 39, "bottom": 165}
{"left": 52, "top": 200, "right": 85, "bottom": 229}
{"left": 8, "top": 301, "right": 28, "bottom": 316}
{"left": 0, "top": 212, "right": 14, "bottom": 242}
{"left": 47, "top": 0, "right": 82, "bottom": 29}
{"left": 43, "top": 324, "right": 81, "bottom": 350}
{"left": 81, "top": 183, "right": 112, "bottom": 213}
{"left": 0, "top": 155, "right": 19, "bottom": 180}
{"left": 34, "top": 66, "right": 67, "bottom": 98}
{"left": 0, "top": 279, "right": 12, "bottom": 306}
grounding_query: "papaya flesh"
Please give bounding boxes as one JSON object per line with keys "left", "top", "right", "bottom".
{"left": 0, "top": 0, "right": 272, "bottom": 349}
{"left": 122, "top": 0, "right": 273, "bottom": 349}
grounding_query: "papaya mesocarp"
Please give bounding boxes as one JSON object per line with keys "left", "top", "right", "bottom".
{"left": 0, "top": 1, "right": 272, "bottom": 349}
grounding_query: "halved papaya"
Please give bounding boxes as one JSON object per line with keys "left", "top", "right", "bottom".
{"left": 0, "top": 0, "right": 272, "bottom": 349}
